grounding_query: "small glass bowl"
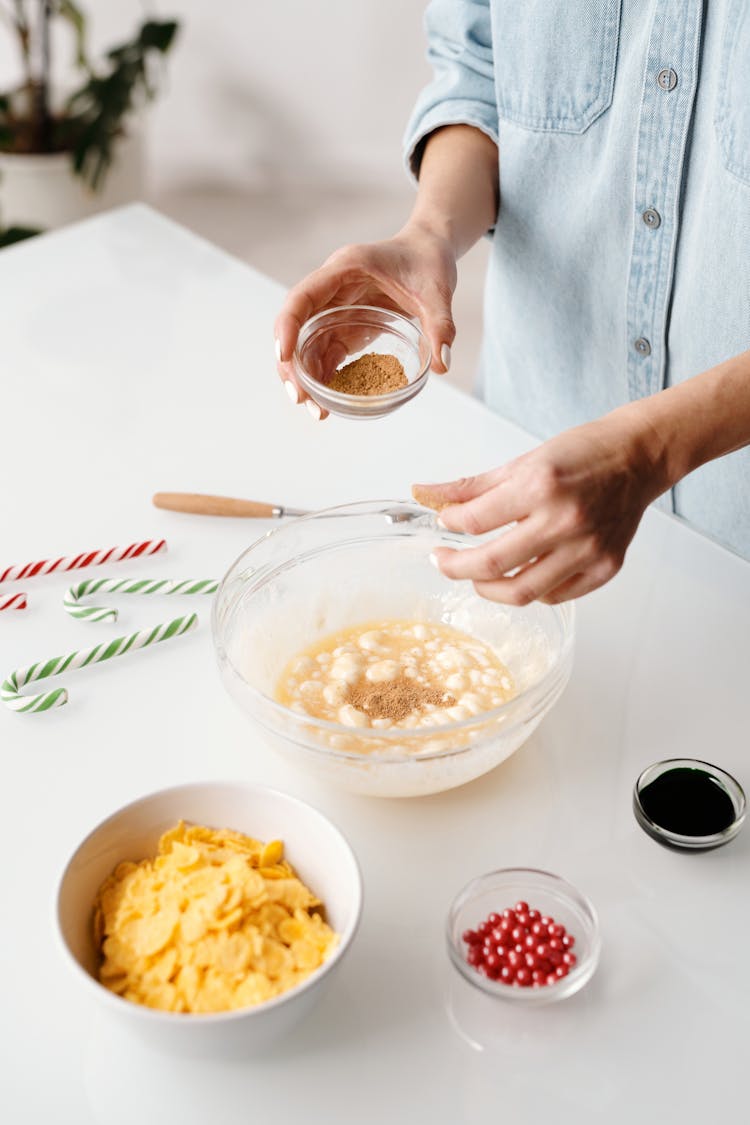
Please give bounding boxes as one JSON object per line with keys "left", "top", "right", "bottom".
{"left": 446, "top": 868, "right": 601, "bottom": 1005}
{"left": 633, "top": 757, "right": 746, "bottom": 851}
{"left": 293, "top": 304, "right": 431, "bottom": 419}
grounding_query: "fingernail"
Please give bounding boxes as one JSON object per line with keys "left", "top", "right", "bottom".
{"left": 307, "top": 399, "right": 322, "bottom": 421}
{"left": 441, "top": 343, "right": 451, "bottom": 371}
{"left": 436, "top": 516, "right": 447, "bottom": 529}
{"left": 284, "top": 380, "right": 299, "bottom": 404}
{"left": 429, "top": 552, "right": 440, "bottom": 569}
{"left": 275, "top": 336, "right": 282, "bottom": 363}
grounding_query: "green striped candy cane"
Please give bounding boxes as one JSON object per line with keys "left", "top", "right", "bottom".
{"left": 1, "top": 614, "right": 198, "bottom": 713}
{"left": 63, "top": 576, "right": 219, "bottom": 623}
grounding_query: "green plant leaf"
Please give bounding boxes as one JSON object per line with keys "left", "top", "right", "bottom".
{"left": 57, "top": 0, "right": 90, "bottom": 71}
{"left": 138, "top": 20, "right": 179, "bottom": 54}
{"left": 0, "top": 225, "right": 41, "bottom": 249}
{"left": 65, "top": 17, "right": 179, "bottom": 191}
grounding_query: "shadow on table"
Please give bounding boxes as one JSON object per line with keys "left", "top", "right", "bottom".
{"left": 83, "top": 943, "right": 431, "bottom": 1124}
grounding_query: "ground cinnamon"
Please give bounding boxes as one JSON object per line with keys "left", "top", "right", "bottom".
{"left": 348, "top": 673, "right": 455, "bottom": 722}
{"left": 328, "top": 352, "right": 407, "bottom": 396}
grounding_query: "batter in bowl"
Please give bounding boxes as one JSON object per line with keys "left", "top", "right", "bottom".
{"left": 276, "top": 619, "right": 515, "bottom": 730}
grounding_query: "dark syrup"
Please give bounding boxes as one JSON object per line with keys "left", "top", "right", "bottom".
{"left": 638, "top": 767, "right": 736, "bottom": 837}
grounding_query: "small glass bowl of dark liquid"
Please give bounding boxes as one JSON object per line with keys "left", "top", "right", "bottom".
{"left": 633, "top": 758, "right": 746, "bottom": 851}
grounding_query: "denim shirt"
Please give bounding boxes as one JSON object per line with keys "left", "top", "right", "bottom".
{"left": 404, "top": 0, "right": 750, "bottom": 561}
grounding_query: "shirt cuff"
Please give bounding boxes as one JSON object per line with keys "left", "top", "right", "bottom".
{"left": 403, "top": 100, "right": 499, "bottom": 185}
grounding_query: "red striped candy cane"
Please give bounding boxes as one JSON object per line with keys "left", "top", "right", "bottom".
{"left": 0, "top": 539, "right": 167, "bottom": 612}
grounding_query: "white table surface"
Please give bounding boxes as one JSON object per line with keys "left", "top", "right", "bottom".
{"left": 2, "top": 205, "right": 749, "bottom": 1125}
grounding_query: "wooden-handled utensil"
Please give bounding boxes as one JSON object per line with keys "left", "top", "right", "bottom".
{"left": 152, "top": 492, "right": 309, "bottom": 519}
{"left": 153, "top": 493, "right": 425, "bottom": 525}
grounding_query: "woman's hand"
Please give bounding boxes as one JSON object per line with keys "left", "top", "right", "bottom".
{"left": 274, "top": 221, "right": 458, "bottom": 419}
{"left": 274, "top": 123, "right": 499, "bottom": 418}
{"left": 417, "top": 409, "right": 669, "bottom": 604}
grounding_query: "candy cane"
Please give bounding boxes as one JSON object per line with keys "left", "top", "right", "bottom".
{"left": 0, "top": 539, "right": 167, "bottom": 612}
{"left": 1, "top": 613, "right": 198, "bottom": 713}
{"left": 0, "top": 592, "right": 27, "bottom": 611}
{"left": 63, "top": 577, "right": 219, "bottom": 623}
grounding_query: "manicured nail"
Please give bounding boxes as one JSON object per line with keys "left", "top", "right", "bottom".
{"left": 441, "top": 344, "right": 451, "bottom": 371}
{"left": 429, "top": 552, "right": 440, "bottom": 569}
{"left": 275, "top": 336, "right": 282, "bottom": 362}
{"left": 307, "top": 399, "right": 322, "bottom": 421}
{"left": 284, "top": 380, "right": 299, "bottom": 404}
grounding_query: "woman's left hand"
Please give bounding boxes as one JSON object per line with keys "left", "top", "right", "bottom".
{"left": 417, "top": 411, "right": 668, "bottom": 604}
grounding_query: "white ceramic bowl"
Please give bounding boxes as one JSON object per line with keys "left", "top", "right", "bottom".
{"left": 55, "top": 781, "right": 362, "bottom": 1056}
{"left": 213, "top": 500, "right": 575, "bottom": 798}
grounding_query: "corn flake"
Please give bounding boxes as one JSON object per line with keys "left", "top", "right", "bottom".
{"left": 93, "top": 821, "right": 339, "bottom": 1014}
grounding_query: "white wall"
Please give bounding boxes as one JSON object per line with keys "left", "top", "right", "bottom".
{"left": 0, "top": 1, "right": 432, "bottom": 193}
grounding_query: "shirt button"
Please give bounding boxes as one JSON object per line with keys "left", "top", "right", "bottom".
{"left": 642, "top": 207, "right": 662, "bottom": 229}
{"left": 657, "top": 68, "right": 678, "bottom": 91}
{"left": 634, "top": 337, "right": 652, "bottom": 356}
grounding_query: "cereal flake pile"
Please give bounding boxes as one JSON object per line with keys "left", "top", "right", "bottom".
{"left": 93, "top": 821, "right": 338, "bottom": 1013}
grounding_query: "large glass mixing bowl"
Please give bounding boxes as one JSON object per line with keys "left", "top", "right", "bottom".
{"left": 212, "top": 501, "right": 575, "bottom": 798}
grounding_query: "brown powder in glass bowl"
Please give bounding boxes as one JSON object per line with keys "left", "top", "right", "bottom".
{"left": 348, "top": 674, "right": 456, "bottom": 723}
{"left": 327, "top": 353, "right": 407, "bottom": 396}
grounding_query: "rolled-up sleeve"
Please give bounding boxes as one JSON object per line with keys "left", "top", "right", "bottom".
{"left": 403, "top": 0, "right": 498, "bottom": 182}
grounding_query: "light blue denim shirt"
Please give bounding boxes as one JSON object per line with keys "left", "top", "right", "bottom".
{"left": 404, "top": 0, "right": 750, "bottom": 560}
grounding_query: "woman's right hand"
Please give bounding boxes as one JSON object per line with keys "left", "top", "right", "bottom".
{"left": 273, "top": 220, "right": 458, "bottom": 419}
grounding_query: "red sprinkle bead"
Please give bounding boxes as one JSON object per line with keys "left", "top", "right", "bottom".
{"left": 462, "top": 902, "right": 579, "bottom": 990}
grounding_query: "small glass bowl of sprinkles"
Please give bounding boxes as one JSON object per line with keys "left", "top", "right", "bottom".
{"left": 293, "top": 304, "right": 432, "bottom": 420}
{"left": 446, "top": 869, "right": 601, "bottom": 1005}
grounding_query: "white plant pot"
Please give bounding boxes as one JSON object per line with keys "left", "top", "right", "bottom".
{"left": 0, "top": 130, "right": 145, "bottom": 231}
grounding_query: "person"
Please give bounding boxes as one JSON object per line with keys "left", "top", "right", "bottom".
{"left": 274, "top": 0, "right": 750, "bottom": 605}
